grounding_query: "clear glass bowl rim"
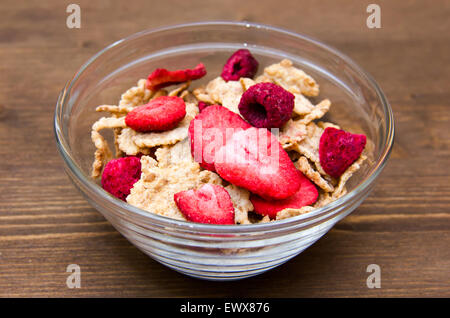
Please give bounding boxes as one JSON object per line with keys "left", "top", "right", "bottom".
{"left": 54, "top": 21, "right": 394, "bottom": 234}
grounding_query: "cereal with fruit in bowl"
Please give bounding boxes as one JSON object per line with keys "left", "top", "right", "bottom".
{"left": 90, "top": 49, "right": 367, "bottom": 225}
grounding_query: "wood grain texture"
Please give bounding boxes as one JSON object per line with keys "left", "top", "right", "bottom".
{"left": 0, "top": 0, "right": 449, "bottom": 297}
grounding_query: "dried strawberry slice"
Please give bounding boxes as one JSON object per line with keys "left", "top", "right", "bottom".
{"left": 125, "top": 96, "right": 186, "bottom": 132}
{"left": 319, "top": 127, "right": 367, "bottom": 178}
{"left": 188, "top": 105, "right": 252, "bottom": 172}
{"left": 146, "top": 63, "right": 207, "bottom": 91}
{"left": 250, "top": 171, "right": 318, "bottom": 219}
{"left": 174, "top": 184, "right": 235, "bottom": 224}
{"left": 214, "top": 127, "right": 302, "bottom": 200}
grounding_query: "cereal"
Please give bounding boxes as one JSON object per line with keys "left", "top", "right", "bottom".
{"left": 279, "top": 119, "right": 307, "bottom": 148}
{"left": 239, "top": 77, "right": 256, "bottom": 91}
{"left": 168, "top": 81, "right": 191, "bottom": 97}
{"left": 92, "top": 116, "right": 127, "bottom": 132}
{"left": 292, "top": 93, "right": 315, "bottom": 116}
{"left": 90, "top": 57, "right": 368, "bottom": 225}
{"left": 192, "top": 86, "right": 215, "bottom": 104}
{"left": 317, "top": 121, "right": 340, "bottom": 130}
{"left": 225, "top": 184, "right": 254, "bottom": 225}
{"left": 117, "top": 128, "right": 151, "bottom": 156}
{"left": 91, "top": 130, "right": 113, "bottom": 178}
{"left": 254, "top": 74, "right": 273, "bottom": 84}
{"left": 205, "top": 77, "right": 244, "bottom": 114}
{"left": 296, "top": 99, "right": 331, "bottom": 125}
{"left": 263, "top": 59, "right": 319, "bottom": 97}
{"left": 276, "top": 206, "right": 315, "bottom": 220}
{"left": 90, "top": 116, "right": 127, "bottom": 177}
{"left": 96, "top": 104, "right": 134, "bottom": 115}
{"left": 179, "top": 90, "right": 199, "bottom": 105}
{"left": 119, "top": 79, "right": 154, "bottom": 107}
{"left": 295, "top": 156, "right": 334, "bottom": 192}
{"left": 313, "top": 192, "right": 333, "bottom": 208}
{"left": 126, "top": 142, "right": 223, "bottom": 221}
{"left": 289, "top": 121, "right": 323, "bottom": 164}
{"left": 332, "top": 154, "right": 367, "bottom": 198}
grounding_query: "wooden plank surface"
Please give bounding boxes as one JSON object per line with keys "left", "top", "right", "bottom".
{"left": 0, "top": 0, "right": 449, "bottom": 297}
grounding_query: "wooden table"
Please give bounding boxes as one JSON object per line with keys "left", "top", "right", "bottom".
{"left": 1, "top": 0, "right": 449, "bottom": 297}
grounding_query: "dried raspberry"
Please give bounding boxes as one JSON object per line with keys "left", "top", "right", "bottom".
{"left": 238, "top": 82, "right": 294, "bottom": 128}
{"left": 319, "top": 127, "right": 367, "bottom": 178}
{"left": 125, "top": 96, "right": 186, "bottom": 132}
{"left": 221, "top": 49, "right": 259, "bottom": 81}
{"left": 101, "top": 157, "right": 141, "bottom": 201}
{"left": 146, "top": 63, "right": 207, "bottom": 91}
{"left": 198, "top": 101, "right": 210, "bottom": 112}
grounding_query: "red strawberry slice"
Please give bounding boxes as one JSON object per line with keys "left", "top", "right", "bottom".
{"left": 125, "top": 96, "right": 186, "bottom": 132}
{"left": 146, "top": 63, "right": 207, "bottom": 91}
{"left": 214, "top": 127, "right": 302, "bottom": 200}
{"left": 250, "top": 171, "right": 318, "bottom": 219}
{"left": 319, "top": 127, "right": 367, "bottom": 178}
{"left": 174, "top": 184, "right": 235, "bottom": 224}
{"left": 188, "top": 105, "right": 252, "bottom": 172}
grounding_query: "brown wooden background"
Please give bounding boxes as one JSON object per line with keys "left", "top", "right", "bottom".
{"left": 0, "top": 0, "right": 449, "bottom": 297}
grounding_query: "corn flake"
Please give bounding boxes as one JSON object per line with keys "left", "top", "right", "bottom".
{"left": 295, "top": 156, "right": 334, "bottom": 193}
{"left": 126, "top": 143, "right": 223, "bottom": 221}
{"left": 225, "top": 184, "right": 254, "bottom": 225}
{"left": 205, "top": 77, "right": 243, "bottom": 114}
{"left": 91, "top": 130, "right": 113, "bottom": 178}
{"left": 276, "top": 206, "right": 315, "bottom": 220}
{"left": 263, "top": 59, "right": 319, "bottom": 97}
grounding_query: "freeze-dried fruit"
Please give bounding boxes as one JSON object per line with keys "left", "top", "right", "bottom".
{"left": 146, "top": 63, "right": 207, "bottom": 91}
{"left": 90, "top": 56, "right": 370, "bottom": 225}
{"left": 125, "top": 96, "right": 186, "bottom": 132}
{"left": 214, "top": 127, "right": 302, "bottom": 200}
{"left": 238, "top": 82, "right": 294, "bottom": 128}
{"left": 101, "top": 156, "right": 142, "bottom": 201}
{"left": 221, "top": 49, "right": 259, "bottom": 81}
{"left": 131, "top": 102, "right": 198, "bottom": 148}
{"left": 189, "top": 105, "right": 251, "bottom": 171}
{"left": 174, "top": 184, "right": 235, "bottom": 224}
{"left": 319, "top": 127, "right": 367, "bottom": 178}
{"left": 198, "top": 101, "right": 210, "bottom": 112}
{"left": 250, "top": 171, "right": 318, "bottom": 219}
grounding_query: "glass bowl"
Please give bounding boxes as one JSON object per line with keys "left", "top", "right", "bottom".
{"left": 54, "top": 21, "right": 394, "bottom": 281}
